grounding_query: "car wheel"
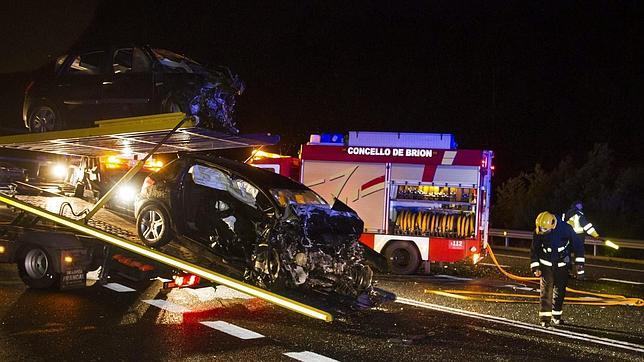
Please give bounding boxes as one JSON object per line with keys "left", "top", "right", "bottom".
{"left": 384, "top": 240, "right": 421, "bottom": 275}
{"left": 28, "top": 103, "right": 62, "bottom": 132}
{"left": 17, "top": 245, "right": 60, "bottom": 289}
{"left": 137, "top": 203, "right": 173, "bottom": 248}
{"left": 249, "top": 244, "right": 284, "bottom": 289}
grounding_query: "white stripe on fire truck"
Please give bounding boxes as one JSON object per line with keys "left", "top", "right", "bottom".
{"left": 441, "top": 150, "right": 457, "bottom": 165}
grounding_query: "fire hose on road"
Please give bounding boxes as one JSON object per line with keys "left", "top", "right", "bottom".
{"left": 425, "top": 244, "right": 644, "bottom": 307}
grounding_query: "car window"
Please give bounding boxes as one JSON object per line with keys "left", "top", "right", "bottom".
{"left": 66, "top": 51, "right": 105, "bottom": 75}
{"left": 189, "top": 164, "right": 258, "bottom": 208}
{"left": 113, "top": 48, "right": 151, "bottom": 74}
{"left": 151, "top": 48, "right": 205, "bottom": 73}
{"left": 270, "top": 189, "right": 328, "bottom": 208}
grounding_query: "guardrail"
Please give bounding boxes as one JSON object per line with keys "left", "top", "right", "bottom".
{"left": 489, "top": 228, "right": 644, "bottom": 256}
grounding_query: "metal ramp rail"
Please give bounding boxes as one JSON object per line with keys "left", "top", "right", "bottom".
{"left": 0, "top": 113, "right": 333, "bottom": 322}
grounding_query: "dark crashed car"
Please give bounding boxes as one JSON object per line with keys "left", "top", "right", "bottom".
{"left": 134, "top": 155, "right": 391, "bottom": 306}
{"left": 23, "top": 45, "right": 242, "bottom": 133}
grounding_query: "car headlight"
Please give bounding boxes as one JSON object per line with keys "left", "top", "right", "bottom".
{"left": 116, "top": 185, "right": 137, "bottom": 203}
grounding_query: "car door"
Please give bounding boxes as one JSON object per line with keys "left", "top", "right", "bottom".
{"left": 56, "top": 49, "right": 107, "bottom": 126}
{"left": 102, "top": 47, "right": 155, "bottom": 119}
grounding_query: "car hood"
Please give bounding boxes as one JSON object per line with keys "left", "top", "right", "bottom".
{"left": 284, "top": 200, "right": 364, "bottom": 251}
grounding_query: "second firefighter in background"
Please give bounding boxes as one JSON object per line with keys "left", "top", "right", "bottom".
{"left": 531, "top": 211, "right": 585, "bottom": 327}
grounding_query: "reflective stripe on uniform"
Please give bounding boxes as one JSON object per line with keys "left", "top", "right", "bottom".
{"left": 575, "top": 257, "right": 585, "bottom": 263}
{"left": 577, "top": 270, "right": 585, "bottom": 274}
{"left": 547, "top": 247, "right": 552, "bottom": 252}
{"left": 568, "top": 214, "right": 584, "bottom": 233}
{"left": 587, "top": 227, "right": 596, "bottom": 235}
{"left": 539, "top": 311, "right": 552, "bottom": 317}
{"left": 530, "top": 262, "right": 539, "bottom": 268}
{"left": 552, "top": 310, "right": 563, "bottom": 316}
{"left": 557, "top": 245, "right": 566, "bottom": 252}
{"left": 539, "top": 259, "right": 552, "bottom": 266}
{"left": 557, "top": 262, "right": 567, "bottom": 267}
{"left": 583, "top": 223, "right": 593, "bottom": 231}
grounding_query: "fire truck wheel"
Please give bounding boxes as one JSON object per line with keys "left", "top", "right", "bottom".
{"left": 137, "top": 203, "right": 174, "bottom": 248}
{"left": 16, "top": 245, "right": 60, "bottom": 289}
{"left": 384, "top": 240, "right": 421, "bottom": 275}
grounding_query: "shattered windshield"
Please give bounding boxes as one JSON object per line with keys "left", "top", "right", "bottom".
{"left": 152, "top": 48, "right": 206, "bottom": 73}
{"left": 270, "top": 189, "right": 328, "bottom": 208}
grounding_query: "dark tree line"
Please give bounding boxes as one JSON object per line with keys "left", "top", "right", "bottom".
{"left": 492, "top": 144, "right": 644, "bottom": 238}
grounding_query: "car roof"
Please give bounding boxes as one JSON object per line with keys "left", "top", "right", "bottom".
{"left": 181, "top": 155, "right": 309, "bottom": 191}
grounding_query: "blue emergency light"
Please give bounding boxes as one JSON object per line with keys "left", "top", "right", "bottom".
{"left": 320, "top": 133, "right": 344, "bottom": 144}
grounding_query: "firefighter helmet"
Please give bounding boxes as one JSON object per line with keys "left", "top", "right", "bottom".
{"left": 535, "top": 211, "right": 557, "bottom": 234}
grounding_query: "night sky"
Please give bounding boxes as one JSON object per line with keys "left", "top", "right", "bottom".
{"left": 1, "top": 1, "right": 642, "bottom": 183}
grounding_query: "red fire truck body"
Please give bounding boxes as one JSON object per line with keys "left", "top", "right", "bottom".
{"left": 252, "top": 132, "right": 493, "bottom": 274}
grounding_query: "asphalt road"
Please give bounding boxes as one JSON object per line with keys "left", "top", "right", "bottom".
{"left": 1, "top": 249, "right": 642, "bottom": 361}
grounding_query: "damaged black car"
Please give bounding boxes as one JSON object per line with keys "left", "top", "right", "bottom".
{"left": 134, "top": 155, "right": 392, "bottom": 307}
{"left": 23, "top": 44, "right": 242, "bottom": 133}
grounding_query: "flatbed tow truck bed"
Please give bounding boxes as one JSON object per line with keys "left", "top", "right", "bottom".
{"left": 0, "top": 113, "right": 333, "bottom": 322}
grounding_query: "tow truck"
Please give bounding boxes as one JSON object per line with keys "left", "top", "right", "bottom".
{"left": 0, "top": 113, "right": 333, "bottom": 322}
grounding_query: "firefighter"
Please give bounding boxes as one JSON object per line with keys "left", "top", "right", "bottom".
{"left": 530, "top": 211, "right": 584, "bottom": 327}
{"left": 563, "top": 201, "right": 598, "bottom": 279}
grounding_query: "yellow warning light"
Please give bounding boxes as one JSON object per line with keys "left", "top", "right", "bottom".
{"left": 604, "top": 240, "right": 620, "bottom": 250}
{"left": 0, "top": 246, "right": 5, "bottom": 254}
{"left": 503, "top": 231, "right": 507, "bottom": 236}
{"left": 64, "top": 256, "right": 73, "bottom": 263}
{"left": 251, "top": 150, "right": 288, "bottom": 160}
{"left": 144, "top": 158, "right": 164, "bottom": 172}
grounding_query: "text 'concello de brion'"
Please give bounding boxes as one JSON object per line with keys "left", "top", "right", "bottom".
{"left": 346, "top": 147, "right": 433, "bottom": 158}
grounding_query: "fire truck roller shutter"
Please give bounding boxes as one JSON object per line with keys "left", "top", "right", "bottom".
{"left": 416, "top": 212, "right": 423, "bottom": 233}
{"left": 383, "top": 239, "right": 422, "bottom": 275}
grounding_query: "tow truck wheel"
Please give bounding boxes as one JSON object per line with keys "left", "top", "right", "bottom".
{"left": 384, "top": 240, "right": 421, "bottom": 275}
{"left": 17, "top": 245, "right": 60, "bottom": 289}
{"left": 137, "top": 204, "right": 173, "bottom": 248}
{"left": 28, "top": 103, "right": 62, "bottom": 132}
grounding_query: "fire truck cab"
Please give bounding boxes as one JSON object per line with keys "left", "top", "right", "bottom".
{"left": 255, "top": 131, "right": 494, "bottom": 274}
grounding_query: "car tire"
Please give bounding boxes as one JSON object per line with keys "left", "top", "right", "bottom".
{"left": 137, "top": 203, "right": 174, "bottom": 248}
{"left": 384, "top": 240, "right": 421, "bottom": 275}
{"left": 16, "top": 245, "right": 60, "bottom": 289}
{"left": 28, "top": 102, "right": 63, "bottom": 132}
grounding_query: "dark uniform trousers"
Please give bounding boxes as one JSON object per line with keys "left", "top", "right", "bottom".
{"left": 539, "top": 265, "right": 568, "bottom": 322}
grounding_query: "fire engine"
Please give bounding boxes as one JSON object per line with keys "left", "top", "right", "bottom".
{"left": 251, "top": 131, "right": 494, "bottom": 274}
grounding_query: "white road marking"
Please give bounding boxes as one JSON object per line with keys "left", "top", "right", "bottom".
{"left": 396, "top": 297, "right": 644, "bottom": 353}
{"left": 435, "top": 274, "right": 473, "bottom": 281}
{"left": 598, "top": 278, "right": 644, "bottom": 285}
{"left": 284, "top": 351, "right": 339, "bottom": 362}
{"left": 142, "top": 299, "right": 191, "bottom": 313}
{"left": 103, "top": 283, "right": 136, "bottom": 292}
{"left": 495, "top": 254, "right": 644, "bottom": 273}
{"left": 200, "top": 321, "right": 264, "bottom": 339}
